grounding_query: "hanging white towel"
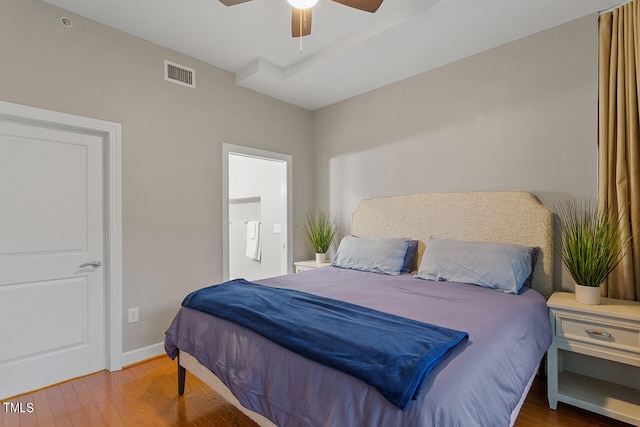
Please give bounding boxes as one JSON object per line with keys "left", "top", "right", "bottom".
{"left": 246, "top": 221, "right": 261, "bottom": 261}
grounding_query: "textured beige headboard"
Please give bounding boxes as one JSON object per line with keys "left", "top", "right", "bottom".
{"left": 351, "top": 192, "right": 554, "bottom": 298}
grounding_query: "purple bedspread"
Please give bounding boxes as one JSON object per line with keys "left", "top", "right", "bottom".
{"left": 165, "top": 267, "right": 552, "bottom": 427}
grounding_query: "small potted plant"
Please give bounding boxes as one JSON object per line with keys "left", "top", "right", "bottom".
{"left": 302, "top": 210, "right": 337, "bottom": 264}
{"left": 556, "top": 199, "right": 628, "bottom": 304}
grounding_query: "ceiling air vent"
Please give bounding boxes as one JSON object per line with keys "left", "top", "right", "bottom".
{"left": 164, "top": 60, "right": 195, "bottom": 88}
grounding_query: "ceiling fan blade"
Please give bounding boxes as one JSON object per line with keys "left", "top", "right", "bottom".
{"left": 330, "top": 0, "right": 383, "bottom": 13}
{"left": 218, "top": 0, "right": 252, "bottom": 5}
{"left": 292, "top": 8, "right": 312, "bottom": 38}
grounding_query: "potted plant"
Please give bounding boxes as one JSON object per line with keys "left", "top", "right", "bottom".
{"left": 556, "top": 199, "right": 628, "bottom": 304}
{"left": 302, "top": 210, "right": 337, "bottom": 263}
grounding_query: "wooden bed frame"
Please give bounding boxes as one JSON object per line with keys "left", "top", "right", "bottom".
{"left": 177, "top": 191, "right": 554, "bottom": 426}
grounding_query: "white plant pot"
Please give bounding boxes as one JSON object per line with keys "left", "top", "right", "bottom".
{"left": 315, "top": 253, "right": 327, "bottom": 264}
{"left": 575, "top": 283, "right": 601, "bottom": 305}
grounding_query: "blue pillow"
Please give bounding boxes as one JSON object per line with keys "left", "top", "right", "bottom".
{"left": 332, "top": 236, "right": 409, "bottom": 276}
{"left": 402, "top": 240, "right": 419, "bottom": 273}
{"left": 521, "top": 246, "right": 540, "bottom": 290}
{"left": 415, "top": 237, "right": 537, "bottom": 294}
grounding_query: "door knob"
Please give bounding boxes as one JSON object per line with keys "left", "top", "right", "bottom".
{"left": 79, "top": 260, "right": 102, "bottom": 268}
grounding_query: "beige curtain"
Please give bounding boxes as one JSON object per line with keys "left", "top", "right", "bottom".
{"left": 599, "top": 1, "right": 640, "bottom": 301}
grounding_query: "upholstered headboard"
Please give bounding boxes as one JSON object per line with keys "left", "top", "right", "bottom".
{"left": 351, "top": 192, "right": 554, "bottom": 298}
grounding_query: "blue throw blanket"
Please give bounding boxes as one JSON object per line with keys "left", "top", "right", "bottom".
{"left": 182, "top": 279, "right": 469, "bottom": 410}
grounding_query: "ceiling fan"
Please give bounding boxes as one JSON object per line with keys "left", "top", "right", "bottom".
{"left": 218, "top": 0, "right": 384, "bottom": 37}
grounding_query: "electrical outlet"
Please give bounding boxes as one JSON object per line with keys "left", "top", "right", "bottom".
{"left": 128, "top": 307, "right": 139, "bottom": 323}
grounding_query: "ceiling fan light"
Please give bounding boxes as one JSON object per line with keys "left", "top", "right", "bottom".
{"left": 287, "top": 0, "right": 319, "bottom": 9}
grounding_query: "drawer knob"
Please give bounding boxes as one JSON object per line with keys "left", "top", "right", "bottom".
{"left": 584, "top": 328, "right": 612, "bottom": 338}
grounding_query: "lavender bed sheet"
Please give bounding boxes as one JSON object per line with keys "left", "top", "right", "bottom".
{"left": 165, "top": 266, "right": 552, "bottom": 427}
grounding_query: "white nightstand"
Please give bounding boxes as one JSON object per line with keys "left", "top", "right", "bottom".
{"left": 546, "top": 292, "right": 640, "bottom": 425}
{"left": 294, "top": 260, "right": 331, "bottom": 273}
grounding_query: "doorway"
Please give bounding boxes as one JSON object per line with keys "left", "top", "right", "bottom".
{"left": 222, "top": 144, "right": 292, "bottom": 281}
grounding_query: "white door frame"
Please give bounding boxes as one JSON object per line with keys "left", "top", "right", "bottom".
{"left": 0, "top": 101, "right": 123, "bottom": 372}
{"left": 222, "top": 143, "right": 292, "bottom": 280}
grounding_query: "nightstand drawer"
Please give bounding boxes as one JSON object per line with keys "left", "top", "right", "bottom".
{"left": 556, "top": 314, "right": 640, "bottom": 352}
{"left": 294, "top": 260, "right": 331, "bottom": 273}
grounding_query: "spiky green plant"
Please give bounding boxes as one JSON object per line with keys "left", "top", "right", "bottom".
{"left": 556, "top": 199, "right": 628, "bottom": 287}
{"left": 302, "top": 210, "right": 337, "bottom": 254}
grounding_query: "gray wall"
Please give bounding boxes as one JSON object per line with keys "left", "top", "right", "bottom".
{"left": 0, "top": 0, "right": 314, "bottom": 353}
{"left": 1, "top": 0, "right": 601, "bottom": 356}
{"left": 313, "top": 15, "right": 599, "bottom": 291}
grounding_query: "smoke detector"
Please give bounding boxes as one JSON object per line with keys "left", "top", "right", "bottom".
{"left": 59, "top": 17, "right": 73, "bottom": 28}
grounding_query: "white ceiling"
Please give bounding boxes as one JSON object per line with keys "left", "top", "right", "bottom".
{"left": 41, "top": 0, "right": 622, "bottom": 110}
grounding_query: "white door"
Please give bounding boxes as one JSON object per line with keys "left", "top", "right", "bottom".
{"left": 0, "top": 118, "right": 105, "bottom": 399}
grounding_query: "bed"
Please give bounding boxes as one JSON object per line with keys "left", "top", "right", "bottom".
{"left": 165, "top": 191, "right": 554, "bottom": 427}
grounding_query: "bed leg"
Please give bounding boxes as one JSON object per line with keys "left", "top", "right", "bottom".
{"left": 177, "top": 351, "right": 186, "bottom": 396}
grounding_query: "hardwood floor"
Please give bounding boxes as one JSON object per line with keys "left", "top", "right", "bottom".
{"left": 0, "top": 355, "right": 632, "bottom": 426}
